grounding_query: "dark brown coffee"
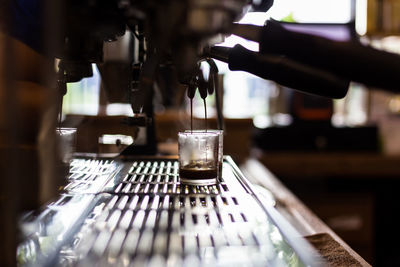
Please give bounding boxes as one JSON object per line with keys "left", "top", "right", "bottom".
{"left": 190, "top": 98, "right": 193, "bottom": 133}
{"left": 179, "top": 167, "right": 217, "bottom": 180}
{"left": 203, "top": 98, "right": 207, "bottom": 132}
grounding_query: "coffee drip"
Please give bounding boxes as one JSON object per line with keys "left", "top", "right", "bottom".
{"left": 188, "top": 95, "right": 208, "bottom": 133}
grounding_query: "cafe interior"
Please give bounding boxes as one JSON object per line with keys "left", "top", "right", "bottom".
{"left": 1, "top": 0, "right": 400, "bottom": 266}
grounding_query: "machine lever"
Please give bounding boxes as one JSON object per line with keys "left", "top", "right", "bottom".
{"left": 208, "top": 45, "right": 350, "bottom": 99}
{"left": 232, "top": 21, "right": 400, "bottom": 93}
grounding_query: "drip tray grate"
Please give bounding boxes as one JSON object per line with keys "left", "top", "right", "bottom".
{"left": 63, "top": 159, "right": 119, "bottom": 193}
{"left": 63, "top": 193, "right": 278, "bottom": 266}
{"left": 112, "top": 160, "right": 229, "bottom": 195}
{"left": 57, "top": 158, "right": 305, "bottom": 266}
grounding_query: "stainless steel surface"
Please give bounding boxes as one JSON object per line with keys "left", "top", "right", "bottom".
{"left": 19, "top": 156, "right": 323, "bottom": 266}
{"left": 63, "top": 159, "right": 120, "bottom": 194}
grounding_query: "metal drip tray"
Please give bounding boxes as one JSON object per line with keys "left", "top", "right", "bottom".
{"left": 109, "top": 160, "right": 238, "bottom": 196}
{"left": 64, "top": 159, "right": 119, "bottom": 193}
{"left": 19, "top": 157, "right": 323, "bottom": 267}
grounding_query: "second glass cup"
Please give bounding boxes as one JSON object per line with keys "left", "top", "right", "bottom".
{"left": 56, "top": 127, "right": 77, "bottom": 164}
{"left": 178, "top": 132, "right": 219, "bottom": 185}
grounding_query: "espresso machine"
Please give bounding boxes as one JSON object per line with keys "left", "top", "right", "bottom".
{"left": 4, "top": 0, "right": 400, "bottom": 266}
{"left": 53, "top": 0, "right": 400, "bottom": 156}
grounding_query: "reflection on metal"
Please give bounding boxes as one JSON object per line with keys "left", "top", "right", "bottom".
{"left": 63, "top": 159, "right": 119, "bottom": 194}
{"left": 19, "top": 157, "right": 323, "bottom": 266}
{"left": 99, "top": 135, "right": 134, "bottom": 146}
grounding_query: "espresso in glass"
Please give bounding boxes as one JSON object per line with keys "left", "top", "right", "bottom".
{"left": 178, "top": 132, "right": 219, "bottom": 185}
{"left": 180, "top": 162, "right": 217, "bottom": 179}
{"left": 185, "top": 129, "right": 223, "bottom": 179}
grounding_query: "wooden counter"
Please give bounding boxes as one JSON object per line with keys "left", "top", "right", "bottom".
{"left": 240, "top": 159, "right": 371, "bottom": 267}
{"left": 253, "top": 150, "right": 400, "bottom": 179}
{"left": 249, "top": 150, "right": 400, "bottom": 266}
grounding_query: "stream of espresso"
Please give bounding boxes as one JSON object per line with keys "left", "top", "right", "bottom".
{"left": 183, "top": 96, "right": 218, "bottom": 182}
{"left": 189, "top": 98, "right": 208, "bottom": 132}
{"left": 203, "top": 99, "right": 207, "bottom": 132}
{"left": 203, "top": 99, "right": 208, "bottom": 161}
{"left": 190, "top": 98, "right": 193, "bottom": 133}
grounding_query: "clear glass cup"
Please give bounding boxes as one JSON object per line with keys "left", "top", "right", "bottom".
{"left": 185, "top": 130, "right": 223, "bottom": 178}
{"left": 178, "top": 132, "right": 219, "bottom": 185}
{"left": 56, "top": 127, "right": 77, "bottom": 164}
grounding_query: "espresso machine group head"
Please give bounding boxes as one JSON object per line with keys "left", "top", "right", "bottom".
{"left": 54, "top": 0, "right": 274, "bottom": 154}
{"left": 55, "top": 0, "right": 275, "bottom": 100}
